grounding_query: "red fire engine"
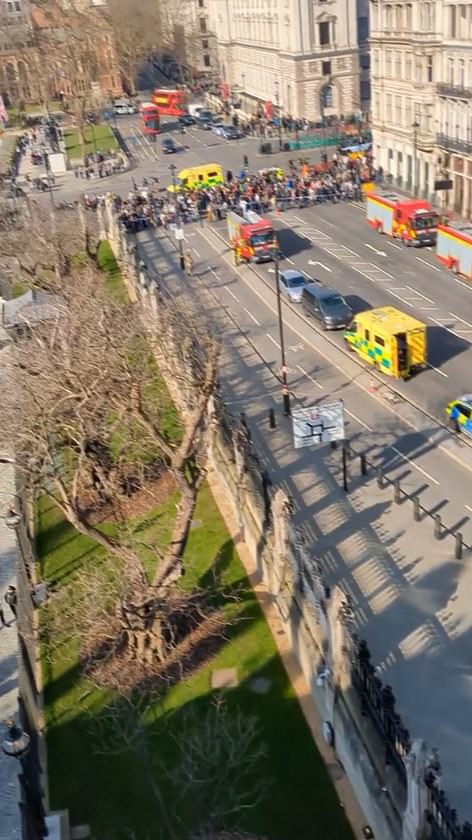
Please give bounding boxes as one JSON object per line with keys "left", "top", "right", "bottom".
{"left": 366, "top": 192, "right": 439, "bottom": 246}
{"left": 152, "top": 88, "right": 189, "bottom": 117}
{"left": 227, "top": 210, "right": 277, "bottom": 264}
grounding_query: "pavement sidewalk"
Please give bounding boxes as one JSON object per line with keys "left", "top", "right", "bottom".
{"left": 137, "top": 222, "right": 472, "bottom": 825}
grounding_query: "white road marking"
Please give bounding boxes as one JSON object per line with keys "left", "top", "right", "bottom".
{"left": 465, "top": 504, "right": 472, "bottom": 514}
{"left": 296, "top": 364, "right": 324, "bottom": 390}
{"left": 417, "top": 256, "right": 441, "bottom": 272}
{"left": 226, "top": 286, "right": 239, "bottom": 301}
{"left": 266, "top": 333, "right": 281, "bottom": 349}
{"left": 285, "top": 257, "right": 295, "bottom": 265}
{"left": 405, "top": 285, "right": 435, "bottom": 303}
{"left": 365, "top": 243, "right": 387, "bottom": 257}
{"left": 308, "top": 259, "right": 332, "bottom": 272}
{"left": 429, "top": 316, "right": 472, "bottom": 342}
{"left": 387, "top": 241, "right": 403, "bottom": 250}
{"left": 427, "top": 363, "right": 448, "bottom": 378}
{"left": 386, "top": 288, "right": 414, "bottom": 307}
{"left": 450, "top": 311, "right": 472, "bottom": 329}
{"left": 418, "top": 307, "right": 439, "bottom": 311}
{"left": 244, "top": 308, "right": 260, "bottom": 325}
{"left": 293, "top": 215, "right": 307, "bottom": 225}
{"left": 389, "top": 446, "right": 440, "bottom": 485}
{"left": 193, "top": 248, "right": 201, "bottom": 258}
{"left": 344, "top": 407, "right": 373, "bottom": 431}
{"left": 317, "top": 217, "right": 336, "bottom": 228}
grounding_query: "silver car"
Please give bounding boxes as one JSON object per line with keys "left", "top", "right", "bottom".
{"left": 279, "top": 269, "right": 308, "bottom": 303}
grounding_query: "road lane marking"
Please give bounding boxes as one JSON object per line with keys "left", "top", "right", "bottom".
{"left": 365, "top": 242, "right": 387, "bottom": 257}
{"left": 387, "top": 241, "right": 403, "bottom": 250}
{"left": 426, "top": 363, "right": 448, "bottom": 378}
{"left": 226, "top": 287, "right": 239, "bottom": 301}
{"left": 308, "top": 259, "right": 331, "bottom": 272}
{"left": 449, "top": 312, "right": 472, "bottom": 329}
{"left": 344, "top": 408, "right": 373, "bottom": 431}
{"left": 389, "top": 446, "right": 440, "bottom": 485}
{"left": 416, "top": 256, "right": 441, "bottom": 272}
{"left": 317, "top": 217, "right": 336, "bottom": 228}
{"left": 465, "top": 504, "right": 472, "bottom": 514}
{"left": 428, "top": 316, "right": 472, "bottom": 343}
{"left": 296, "top": 364, "right": 324, "bottom": 390}
{"left": 386, "top": 288, "right": 414, "bottom": 307}
{"left": 293, "top": 215, "right": 307, "bottom": 225}
{"left": 285, "top": 257, "right": 295, "bottom": 265}
{"left": 192, "top": 248, "right": 201, "bottom": 258}
{"left": 244, "top": 308, "right": 261, "bottom": 325}
{"left": 266, "top": 333, "right": 281, "bottom": 348}
{"left": 405, "top": 285, "right": 435, "bottom": 303}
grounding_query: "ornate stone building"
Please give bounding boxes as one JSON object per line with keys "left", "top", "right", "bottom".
{"left": 207, "top": 0, "right": 370, "bottom": 120}
{"left": 370, "top": 0, "right": 472, "bottom": 216}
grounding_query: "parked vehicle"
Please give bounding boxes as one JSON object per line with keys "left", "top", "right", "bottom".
{"left": 279, "top": 270, "right": 308, "bottom": 303}
{"left": 227, "top": 210, "right": 278, "bottom": 264}
{"left": 113, "top": 100, "right": 137, "bottom": 115}
{"left": 302, "top": 285, "right": 353, "bottom": 330}
{"left": 211, "top": 123, "right": 226, "bottom": 136}
{"left": 366, "top": 192, "right": 439, "bottom": 246}
{"left": 178, "top": 113, "right": 196, "bottom": 126}
{"left": 435, "top": 221, "right": 472, "bottom": 278}
{"left": 344, "top": 305, "right": 427, "bottom": 379}
{"left": 196, "top": 109, "right": 215, "bottom": 129}
{"left": 222, "top": 125, "right": 242, "bottom": 140}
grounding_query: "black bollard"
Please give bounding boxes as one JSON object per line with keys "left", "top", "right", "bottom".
{"left": 330, "top": 441, "right": 338, "bottom": 450}
{"left": 360, "top": 453, "right": 367, "bottom": 476}
{"left": 269, "top": 408, "right": 276, "bottom": 429}
{"left": 455, "top": 532, "right": 463, "bottom": 560}
{"left": 434, "top": 514, "right": 442, "bottom": 540}
{"left": 394, "top": 479, "right": 401, "bottom": 505}
{"left": 377, "top": 468, "right": 383, "bottom": 489}
{"left": 413, "top": 496, "right": 421, "bottom": 522}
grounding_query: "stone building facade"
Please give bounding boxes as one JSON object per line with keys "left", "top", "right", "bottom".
{"left": 371, "top": 0, "right": 472, "bottom": 217}
{"left": 207, "top": 0, "right": 370, "bottom": 120}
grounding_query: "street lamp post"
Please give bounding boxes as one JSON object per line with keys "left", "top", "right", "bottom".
{"left": 273, "top": 247, "right": 291, "bottom": 416}
{"left": 169, "top": 162, "right": 177, "bottom": 204}
{"left": 274, "top": 80, "right": 283, "bottom": 152}
{"left": 412, "top": 120, "right": 420, "bottom": 197}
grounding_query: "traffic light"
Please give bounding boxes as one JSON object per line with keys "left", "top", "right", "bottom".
{"left": 243, "top": 154, "right": 249, "bottom": 169}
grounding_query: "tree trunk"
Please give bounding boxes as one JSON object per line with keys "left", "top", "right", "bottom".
{"left": 153, "top": 483, "right": 198, "bottom": 589}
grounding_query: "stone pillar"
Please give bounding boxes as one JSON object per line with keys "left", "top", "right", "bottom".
{"left": 462, "top": 176, "right": 471, "bottom": 220}
{"left": 401, "top": 740, "right": 430, "bottom": 840}
{"left": 270, "top": 489, "right": 295, "bottom": 606}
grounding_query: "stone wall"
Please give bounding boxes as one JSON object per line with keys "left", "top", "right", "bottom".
{"left": 101, "top": 200, "right": 451, "bottom": 840}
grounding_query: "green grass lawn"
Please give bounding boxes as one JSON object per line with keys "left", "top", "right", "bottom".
{"left": 64, "top": 123, "right": 118, "bottom": 160}
{"left": 38, "top": 484, "right": 354, "bottom": 840}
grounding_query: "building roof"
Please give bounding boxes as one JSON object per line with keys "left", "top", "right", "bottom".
{"left": 2, "top": 289, "right": 62, "bottom": 329}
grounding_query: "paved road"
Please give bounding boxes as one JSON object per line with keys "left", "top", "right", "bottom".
{"left": 137, "top": 222, "right": 472, "bottom": 821}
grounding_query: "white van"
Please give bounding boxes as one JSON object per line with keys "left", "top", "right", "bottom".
{"left": 113, "top": 100, "right": 137, "bottom": 115}
{"left": 188, "top": 103, "right": 204, "bottom": 118}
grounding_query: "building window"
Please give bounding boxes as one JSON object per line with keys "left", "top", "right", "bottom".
{"left": 203, "top": 54, "right": 211, "bottom": 67}
{"left": 448, "top": 56, "right": 454, "bottom": 84}
{"left": 459, "top": 59, "right": 465, "bottom": 87}
{"left": 360, "top": 53, "right": 370, "bottom": 70}
{"left": 199, "top": 17, "right": 207, "bottom": 33}
{"left": 406, "top": 4, "right": 412, "bottom": 28}
{"left": 322, "top": 60, "right": 331, "bottom": 76}
{"left": 319, "top": 20, "right": 331, "bottom": 46}
{"left": 395, "top": 52, "right": 401, "bottom": 77}
{"left": 202, "top": 39, "right": 209, "bottom": 49}
{"left": 386, "top": 93, "right": 392, "bottom": 122}
{"left": 360, "top": 80, "right": 370, "bottom": 101}
{"left": 198, "top": 0, "right": 204, "bottom": 5}
{"left": 385, "top": 50, "right": 392, "bottom": 76}
{"left": 405, "top": 54, "right": 412, "bottom": 79}
{"left": 385, "top": 5, "right": 393, "bottom": 28}
{"left": 320, "top": 84, "right": 333, "bottom": 109}
{"left": 450, "top": 4, "right": 456, "bottom": 38}
{"left": 395, "top": 4, "right": 403, "bottom": 28}
{"left": 395, "top": 95, "right": 402, "bottom": 125}
{"left": 358, "top": 15, "right": 368, "bottom": 41}
{"left": 426, "top": 54, "right": 433, "bottom": 82}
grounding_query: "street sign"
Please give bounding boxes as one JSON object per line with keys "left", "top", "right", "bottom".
{"left": 434, "top": 179, "right": 453, "bottom": 191}
{"left": 175, "top": 227, "right": 184, "bottom": 241}
{"left": 292, "top": 400, "right": 345, "bottom": 449}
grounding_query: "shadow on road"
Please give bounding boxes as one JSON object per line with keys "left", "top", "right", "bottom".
{"left": 428, "top": 325, "right": 470, "bottom": 366}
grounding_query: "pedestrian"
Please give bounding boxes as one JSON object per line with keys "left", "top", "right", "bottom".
{"left": 0, "top": 605, "right": 7, "bottom": 627}
{"left": 5, "top": 585, "right": 17, "bottom": 619}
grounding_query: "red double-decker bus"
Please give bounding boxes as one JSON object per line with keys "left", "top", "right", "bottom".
{"left": 141, "top": 102, "right": 160, "bottom": 135}
{"left": 152, "top": 88, "right": 189, "bottom": 117}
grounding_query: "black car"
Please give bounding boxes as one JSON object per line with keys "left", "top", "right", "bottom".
{"left": 162, "top": 137, "right": 177, "bottom": 154}
{"left": 178, "top": 114, "right": 196, "bottom": 126}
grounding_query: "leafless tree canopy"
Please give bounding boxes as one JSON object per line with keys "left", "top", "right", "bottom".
{"left": 106, "top": 0, "right": 164, "bottom": 95}
{"left": 1, "top": 208, "right": 221, "bottom": 684}
{"left": 90, "top": 694, "right": 270, "bottom": 840}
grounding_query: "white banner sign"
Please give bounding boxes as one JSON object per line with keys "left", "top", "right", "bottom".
{"left": 292, "top": 400, "right": 345, "bottom": 449}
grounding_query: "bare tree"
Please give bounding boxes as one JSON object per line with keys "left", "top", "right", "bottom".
{"left": 1, "top": 212, "right": 220, "bottom": 680}
{"left": 106, "top": 0, "right": 164, "bottom": 95}
{"left": 90, "top": 694, "right": 270, "bottom": 840}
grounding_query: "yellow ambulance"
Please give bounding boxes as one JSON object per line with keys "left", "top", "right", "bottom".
{"left": 343, "top": 306, "right": 427, "bottom": 379}
{"left": 167, "top": 163, "right": 224, "bottom": 192}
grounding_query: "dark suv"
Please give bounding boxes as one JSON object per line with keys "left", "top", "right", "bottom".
{"left": 301, "top": 284, "right": 353, "bottom": 330}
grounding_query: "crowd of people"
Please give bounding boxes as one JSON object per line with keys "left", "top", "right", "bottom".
{"left": 112, "top": 149, "right": 377, "bottom": 233}
{"left": 73, "top": 150, "right": 127, "bottom": 181}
